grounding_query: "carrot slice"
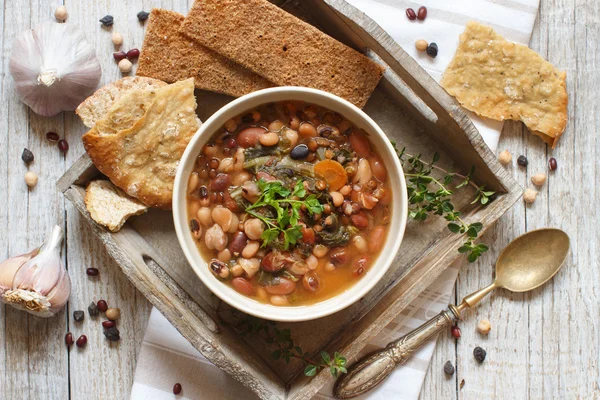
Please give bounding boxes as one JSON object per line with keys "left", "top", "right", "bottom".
{"left": 314, "top": 160, "right": 347, "bottom": 191}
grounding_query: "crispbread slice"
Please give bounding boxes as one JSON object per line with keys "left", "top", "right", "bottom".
{"left": 82, "top": 79, "right": 199, "bottom": 209}
{"left": 136, "top": 8, "right": 273, "bottom": 97}
{"left": 441, "top": 21, "right": 568, "bottom": 148}
{"left": 85, "top": 180, "right": 148, "bottom": 232}
{"left": 76, "top": 77, "right": 167, "bottom": 128}
{"left": 180, "top": 0, "right": 384, "bottom": 108}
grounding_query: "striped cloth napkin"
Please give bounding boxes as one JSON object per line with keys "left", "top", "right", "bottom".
{"left": 131, "top": 1, "right": 539, "bottom": 398}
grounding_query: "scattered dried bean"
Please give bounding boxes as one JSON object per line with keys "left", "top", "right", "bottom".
{"left": 103, "top": 327, "right": 120, "bottom": 342}
{"left": 473, "top": 346, "right": 487, "bottom": 363}
{"left": 97, "top": 299, "right": 108, "bottom": 312}
{"left": 498, "top": 150, "right": 512, "bottom": 165}
{"left": 417, "top": 6, "right": 427, "bottom": 20}
{"left": 113, "top": 51, "right": 127, "bottom": 61}
{"left": 415, "top": 39, "right": 428, "bottom": 51}
{"left": 21, "top": 148, "right": 34, "bottom": 163}
{"left": 102, "top": 320, "right": 116, "bottom": 329}
{"left": 73, "top": 310, "right": 85, "bottom": 322}
{"left": 426, "top": 42, "right": 438, "bottom": 58}
{"left": 444, "top": 360, "right": 455, "bottom": 375}
{"left": 517, "top": 155, "right": 528, "bottom": 167}
{"left": 88, "top": 302, "right": 99, "bottom": 317}
{"left": 451, "top": 325, "right": 461, "bottom": 338}
{"left": 24, "top": 171, "right": 38, "bottom": 188}
{"left": 548, "top": 157, "right": 557, "bottom": 171}
{"left": 86, "top": 267, "right": 99, "bottom": 276}
{"left": 106, "top": 308, "right": 120, "bottom": 321}
{"left": 173, "top": 383, "right": 182, "bottom": 395}
{"left": 76, "top": 335, "right": 87, "bottom": 347}
{"left": 126, "top": 48, "right": 140, "bottom": 60}
{"left": 58, "top": 139, "right": 69, "bottom": 154}
{"left": 65, "top": 332, "right": 74, "bottom": 347}
{"left": 99, "top": 15, "right": 114, "bottom": 26}
{"left": 46, "top": 132, "right": 59, "bottom": 142}
{"left": 137, "top": 11, "right": 150, "bottom": 21}
{"left": 477, "top": 319, "right": 491, "bottom": 335}
{"left": 405, "top": 8, "right": 416, "bottom": 20}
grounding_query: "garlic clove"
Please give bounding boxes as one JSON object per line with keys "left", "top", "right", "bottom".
{"left": 0, "top": 248, "right": 39, "bottom": 294}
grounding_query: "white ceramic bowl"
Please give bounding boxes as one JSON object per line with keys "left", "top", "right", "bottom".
{"left": 173, "top": 87, "right": 407, "bottom": 322}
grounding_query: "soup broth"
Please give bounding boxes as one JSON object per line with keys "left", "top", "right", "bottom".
{"left": 186, "top": 101, "right": 391, "bottom": 306}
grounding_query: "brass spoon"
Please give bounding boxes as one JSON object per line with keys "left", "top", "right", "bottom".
{"left": 333, "top": 228, "right": 570, "bottom": 399}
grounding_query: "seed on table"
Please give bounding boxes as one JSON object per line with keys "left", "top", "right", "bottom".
{"left": 24, "top": 171, "right": 38, "bottom": 188}
{"left": 417, "top": 6, "right": 427, "bottom": 20}
{"left": 290, "top": 144, "right": 309, "bottom": 160}
{"left": 99, "top": 15, "right": 114, "bottom": 26}
{"left": 21, "top": 148, "right": 34, "bottom": 164}
{"left": 531, "top": 173, "right": 547, "bottom": 186}
{"left": 86, "top": 267, "right": 99, "bottom": 276}
{"left": 444, "top": 360, "right": 455, "bottom": 375}
{"left": 473, "top": 346, "right": 487, "bottom": 363}
{"left": 102, "top": 320, "right": 116, "bottom": 329}
{"left": 118, "top": 59, "right": 133, "bottom": 73}
{"left": 451, "top": 325, "right": 461, "bottom": 338}
{"left": 54, "top": 5, "right": 68, "bottom": 21}
{"left": 97, "top": 299, "right": 108, "bottom": 312}
{"left": 111, "top": 32, "right": 123, "bottom": 47}
{"left": 498, "top": 150, "right": 512, "bottom": 165}
{"left": 548, "top": 157, "right": 558, "bottom": 171}
{"left": 113, "top": 51, "right": 127, "bottom": 61}
{"left": 173, "top": 383, "right": 182, "bottom": 395}
{"left": 517, "top": 155, "right": 528, "bottom": 167}
{"left": 73, "top": 310, "right": 85, "bottom": 322}
{"left": 103, "top": 326, "right": 120, "bottom": 342}
{"left": 65, "top": 332, "right": 74, "bottom": 347}
{"left": 76, "top": 335, "right": 87, "bottom": 348}
{"left": 137, "top": 11, "right": 150, "bottom": 22}
{"left": 106, "top": 307, "right": 121, "bottom": 321}
{"left": 126, "top": 48, "right": 140, "bottom": 60}
{"left": 405, "top": 8, "right": 416, "bottom": 20}
{"left": 88, "top": 301, "right": 99, "bottom": 317}
{"left": 415, "top": 39, "right": 428, "bottom": 51}
{"left": 426, "top": 42, "right": 438, "bottom": 58}
{"left": 523, "top": 188, "right": 537, "bottom": 204}
{"left": 46, "top": 131, "right": 60, "bottom": 142}
{"left": 477, "top": 319, "right": 491, "bottom": 335}
{"left": 58, "top": 139, "right": 69, "bottom": 154}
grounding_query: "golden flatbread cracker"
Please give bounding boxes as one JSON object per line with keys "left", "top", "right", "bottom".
{"left": 441, "top": 21, "right": 568, "bottom": 148}
{"left": 82, "top": 78, "right": 199, "bottom": 209}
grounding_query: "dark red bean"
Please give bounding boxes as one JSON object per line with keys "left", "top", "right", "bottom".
{"left": 353, "top": 257, "right": 368, "bottom": 276}
{"left": 417, "top": 6, "right": 427, "bottom": 20}
{"left": 58, "top": 139, "right": 69, "bottom": 154}
{"left": 65, "top": 332, "right": 74, "bottom": 346}
{"left": 97, "top": 300, "right": 108, "bottom": 312}
{"left": 46, "top": 131, "right": 60, "bottom": 142}
{"left": 225, "top": 138, "right": 237, "bottom": 149}
{"left": 113, "top": 51, "right": 127, "bottom": 61}
{"left": 173, "top": 383, "right": 182, "bottom": 395}
{"left": 210, "top": 173, "right": 231, "bottom": 191}
{"left": 548, "top": 157, "right": 557, "bottom": 171}
{"left": 261, "top": 251, "right": 286, "bottom": 272}
{"left": 126, "top": 48, "right": 140, "bottom": 59}
{"left": 330, "top": 248, "right": 349, "bottom": 265}
{"left": 302, "top": 272, "right": 320, "bottom": 292}
{"left": 102, "top": 320, "right": 116, "bottom": 329}
{"left": 237, "top": 127, "right": 266, "bottom": 148}
{"left": 301, "top": 227, "right": 315, "bottom": 244}
{"left": 76, "top": 335, "right": 87, "bottom": 347}
{"left": 229, "top": 231, "right": 248, "bottom": 254}
{"left": 86, "top": 267, "right": 99, "bottom": 276}
{"left": 222, "top": 190, "right": 240, "bottom": 212}
{"left": 405, "top": 8, "right": 416, "bottom": 20}
{"left": 451, "top": 325, "right": 461, "bottom": 338}
{"left": 208, "top": 158, "right": 220, "bottom": 169}
{"left": 351, "top": 213, "right": 369, "bottom": 229}
{"left": 231, "top": 277, "right": 255, "bottom": 295}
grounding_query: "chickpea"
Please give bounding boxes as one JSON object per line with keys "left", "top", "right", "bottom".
{"left": 218, "top": 249, "right": 232, "bottom": 263}
{"left": 259, "top": 131, "right": 280, "bottom": 147}
{"left": 523, "top": 188, "right": 537, "bottom": 204}
{"left": 268, "top": 120, "right": 284, "bottom": 132}
{"left": 111, "top": 32, "right": 123, "bottom": 47}
{"left": 330, "top": 191, "right": 344, "bottom": 207}
{"left": 232, "top": 171, "right": 252, "bottom": 186}
{"left": 197, "top": 207, "right": 213, "bottom": 226}
{"left": 242, "top": 241, "right": 260, "bottom": 259}
{"left": 531, "top": 173, "right": 547, "bottom": 186}
{"left": 477, "top": 319, "right": 491, "bottom": 335}
{"left": 298, "top": 122, "right": 317, "bottom": 138}
{"left": 498, "top": 150, "right": 512, "bottom": 165}
{"left": 24, "top": 171, "right": 38, "bottom": 187}
{"left": 270, "top": 295, "right": 289, "bottom": 306}
{"left": 313, "top": 244, "right": 329, "bottom": 258}
{"left": 244, "top": 218, "right": 264, "bottom": 240}
{"left": 218, "top": 157, "right": 234, "bottom": 172}
{"left": 118, "top": 59, "right": 133, "bottom": 73}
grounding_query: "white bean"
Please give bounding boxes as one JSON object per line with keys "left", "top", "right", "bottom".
{"left": 232, "top": 171, "right": 252, "bottom": 187}
{"left": 353, "top": 159, "right": 372, "bottom": 185}
{"left": 244, "top": 218, "right": 264, "bottom": 240}
{"left": 330, "top": 191, "right": 344, "bottom": 207}
{"left": 218, "top": 249, "right": 232, "bottom": 263}
{"left": 197, "top": 207, "right": 213, "bottom": 226}
{"left": 241, "top": 241, "right": 260, "bottom": 258}
{"left": 313, "top": 244, "right": 329, "bottom": 258}
{"left": 233, "top": 148, "right": 245, "bottom": 172}
{"left": 231, "top": 264, "right": 244, "bottom": 277}
{"left": 270, "top": 295, "right": 289, "bottom": 306}
{"left": 218, "top": 157, "right": 235, "bottom": 172}
{"left": 205, "top": 224, "right": 228, "bottom": 251}
{"left": 352, "top": 235, "right": 368, "bottom": 253}
{"left": 306, "top": 254, "right": 318, "bottom": 270}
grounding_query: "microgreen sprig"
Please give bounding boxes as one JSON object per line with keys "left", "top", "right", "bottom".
{"left": 245, "top": 179, "right": 323, "bottom": 250}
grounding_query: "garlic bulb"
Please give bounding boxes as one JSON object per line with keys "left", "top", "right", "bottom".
{"left": 9, "top": 22, "right": 101, "bottom": 117}
{"left": 0, "top": 225, "right": 71, "bottom": 317}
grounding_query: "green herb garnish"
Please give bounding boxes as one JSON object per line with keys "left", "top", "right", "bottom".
{"left": 245, "top": 179, "right": 324, "bottom": 250}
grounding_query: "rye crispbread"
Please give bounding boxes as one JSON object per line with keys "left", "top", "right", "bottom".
{"left": 136, "top": 9, "right": 273, "bottom": 98}
{"left": 180, "top": 0, "right": 384, "bottom": 108}
{"left": 85, "top": 180, "right": 148, "bottom": 232}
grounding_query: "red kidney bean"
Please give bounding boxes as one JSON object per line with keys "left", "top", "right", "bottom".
{"left": 173, "top": 383, "right": 182, "bottom": 395}
{"left": 301, "top": 227, "right": 315, "bottom": 244}
{"left": 264, "top": 278, "right": 296, "bottom": 295}
{"left": 46, "top": 131, "right": 60, "bottom": 142}
{"left": 237, "top": 127, "right": 266, "bottom": 148}
{"left": 417, "top": 6, "right": 427, "bottom": 20}
{"left": 330, "top": 248, "right": 349, "bottom": 265}
{"left": 65, "top": 332, "right": 74, "bottom": 346}
{"left": 76, "top": 335, "right": 87, "bottom": 347}
{"left": 102, "top": 320, "right": 116, "bottom": 329}
{"left": 210, "top": 173, "right": 231, "bottom": 191}
{"left": 368, "top": 226, "right": 386, "bottom": 253}
{"left": 548, "top": 157, "right": 557, "bottom": 171}
{"left": 86, "top": 267, "right": 99, "bottom": 276}
{"left": 261, "top": 251, "right": 286, "bottom": 272}
{"left": 349, "top": 132, "right": 371, "bottom": 158}
{"left": 97, "top": 300, "right": 108, "bottom": 312}
{"left": 222, "top": 190, "right": 240, "bottom": 212}
{"left": 229, "top": 231, "right": 248, "bottom": 254}
{"left": 126, "top": 48, "right": 140, "bottom": 59}
{"left": 232, "top": 277, "right": 255, "bottom": 295}
{"left": 351, "top": 213, "right": 369, "bottom": 229}
{"left": 405, "top": 8, "right": 416, "bottom": 20}
{"left": 451, "top": 325, "right": 461, "bottom": 338}
{"left": 113, "top": 51, "right": 127, "bottom": 61}
{"left": 369, "top": 156, "right": 387, "bottom": 181}
{"left": 58, "top": 139, "right": 69, "bottom": 154}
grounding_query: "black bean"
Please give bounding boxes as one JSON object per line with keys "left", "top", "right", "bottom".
{"left": 88, "top": 302, "right": 99, "bottom": 317}
{"left": 517, "top": 155, "right": 528, "bottom": 167}
{"left": 103, "top": 326, "right": 121, "bottom": 341}
{"left": 405, "top": 8, "right": 416, "bottom": 20}
{"left": 426, "top": 42, "right": 438, "bottom": 58}
{"left": 444, "top": 360, "right": 455, "bottom": 375}
{"left": 473, "top": 346, "right": 486, "bottom": 363}
{"left": 99, "top": 15, "right": 114, "bottom": 26}
{"left": 199, "top": 185, "right": 209, "bottom": 198}
{"left": 290, "top": 144, "right": 309, "bottom": 160}
{"left": 73, "top": 310, "right": 85, "bottom": 322}
{"left": 137, "top": 11, "right": 150, "bottom": 22}
{"left": 21, "top": 148, "right": 34, "bottom": 163}
{"left": 190, "top": 219, "right": 200, "bottom": 233}
{"left": 548, "top": 157, "right": 557, "bottom": 171}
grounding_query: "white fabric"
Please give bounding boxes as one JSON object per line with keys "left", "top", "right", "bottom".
{"left": 131, "top": 1, "right": 540, "bottom": 399}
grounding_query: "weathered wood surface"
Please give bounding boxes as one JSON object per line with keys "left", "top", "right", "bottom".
{"left": 0, "top": 2, "right": 596, "bottom": 400}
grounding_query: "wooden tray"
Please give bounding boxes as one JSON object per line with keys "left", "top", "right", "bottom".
{"left": 58, "top": 1, "right": 521, "bottom": 398}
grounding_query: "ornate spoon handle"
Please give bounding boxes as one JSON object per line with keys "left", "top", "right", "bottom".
{"left": 333, "top": 305, "right": 461, "bottom": 399}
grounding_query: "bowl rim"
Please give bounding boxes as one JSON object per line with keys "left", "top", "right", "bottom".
{"left": 173, "top": 86, "right": 408, "bottom": 322}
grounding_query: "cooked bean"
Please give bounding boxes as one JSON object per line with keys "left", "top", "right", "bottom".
{"left": 232, "top": 277, "right": 255, "bottom": 295}
{"left": 210, "top": 259, "right": 229, "bottom": 279}
{"left": 188, "top": 172, "right": 199, "bottom": 193}
{"left": 224, "top": 118, "right": 238, "bottom": 132}
{"left": 369, "top": 157, "right": 387, "bottom": 181}
{"left": 284, "top": 129, "right": 299, "bottom": 148}
{"left": 330, "top": 191, "right": 344, "bottom": 207}
{"left": 301, "top": 227, "right": 316, "bottom": 244}
{"left": 218, "top": 158, "right": 234, "bottom": 173}
{"left": 330, "top": 248, "right": 349, "bottom": 265}
{"left": 261, "top": 251, "right": 286, "bottom": 272}
{"left": 353, "top": 257, "right": 368, "bottom": 276}
{"left": 242, "top": 181, "right": 260, "bottom": 203}
{"left": 313, "top": 244, "right": 329, "bottom": 258}
{"left": 353, "top": 159, "right": 373, "bottom": 185}
{"left": 264, "top": 278, "right": 296, "bottom": 295}
{"left": 232, "top": 171, "right": 252, "bottom": 186}
{"left": 352, "top": 235, "right": 368, "bottom": 253}
{"left": 306, "top": 255, "right": 318, "bottom": 270}
{"left": 242, "top": 241, "right": 260, "bottom": 258}
{"left": 324, "top": 262, "right": 336, "bottom": 272}
{"left": 369, "top": 226, "right": 385, "bottom": 253}
{"left": 358, "top": 192, "right": 378, "bottom": 210}
{"left": 256, "top": 287, "right": 268, "bottom": 301}
{"left": 244, "top": 218, "right": 264, "bottom": 240}
{"left": 218, "top": 248, "right": 232, "bottom": 263}
{"left": 231, "top": 264, "right": 244, "bottom": 277}
{"left": 212, "top": 207, "right": 235, "bottom": 232}
{"left": 259, "top": 131, "right": 280, "bottom": 147}
{"left": 203, "top": 143, "right": 217, "bottom": 157}
{"left": 237, "top": 127, "right": 266, "bottom": 148}
{"left": 351, "top": 213, "right": 369, "bottom": 229}
{"left": 222, "top": 191, "right": 240, "bottom": 212}
{"left": 233, "top": 148, "right": 245, "bottom": 171}
{"left": 302, "top": 272, "right": 321, "bottom": 292}
{"left": 239, "top": 258, "right": 260, "bottom": 278}
{"left": 340, "top": 185, "right": 352, "bottom": 196}
{"left": 349, "top": 131, "right": 371, "bottom": 158}
{"left": 229, "top": 231, "right": 248, "bottom": 255}
{"left": 289, "top": 116, "right": 300, "bottom": 130}
{"left": 270, "top": 295, "right": 289, "bottom": 306}
{"left": 210, "top": 173, "right": 231, "bottom": 191}
{"left": 268, "top": 120, "right": 284, "bottom": 132}
{"left": 298, "top": 122, "right": 317, "bottom": 138}
{"left": 205, "top": 224, "right": 228, "bottom": 251}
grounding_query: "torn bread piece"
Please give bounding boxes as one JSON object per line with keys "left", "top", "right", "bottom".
{"left": 441, "top": 21, "right": 568, "bottom": 148}
{"left": 180, "top": 0, "right": 384, "bottom": 108}
{"left": 136, "top": 8, "right": 273, "bottom": 97}
{"left": 76, "top": 77, "right": 167, "bottom": 128}
{"left": 85, "top": 180, "right": 148, "bottom": 232}
{"left": 82, "top": 78, "right": 199, "bottom": 209}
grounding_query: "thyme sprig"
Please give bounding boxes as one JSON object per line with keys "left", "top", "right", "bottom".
{"left": 237, "top": 317, "right": 347, "bottom": 378}
{"left": 393, "top": 143, "right": 493, "bottom": 262}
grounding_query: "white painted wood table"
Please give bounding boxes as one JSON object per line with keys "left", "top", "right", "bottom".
{"left": 0, "top": 1, "right": 597, "bottom": 399}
